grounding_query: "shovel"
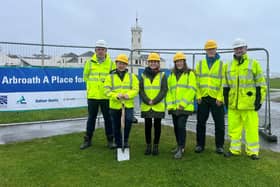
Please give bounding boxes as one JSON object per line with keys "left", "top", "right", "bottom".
{"left": 117, "top": 103, "right": 130, "bottom": 161}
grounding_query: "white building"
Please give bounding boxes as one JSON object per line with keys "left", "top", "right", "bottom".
{"left": 130, "top": 17, "right": 166, "bottom": 75}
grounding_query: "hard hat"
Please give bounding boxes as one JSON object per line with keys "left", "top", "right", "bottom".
{"left": 115, "top": 54, "right": 129, "bottom": 64}
{"left": 95, "top": 39, "right": 108, "bottom": 48}
{"left": 173, "top": 52, "right": 186, "bottom": 62}
{"left": 232, "top": 38, "right": 247, "bottom": 49}
{"left": 204, "top": 40, "right": 218, "bottom": 49}
{"left": 147, "top": 53, "right": 160, "bottom": 61}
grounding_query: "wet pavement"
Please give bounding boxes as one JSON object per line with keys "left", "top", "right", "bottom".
{"left": 0, "top": 100, "right": 280, "bottom": 153}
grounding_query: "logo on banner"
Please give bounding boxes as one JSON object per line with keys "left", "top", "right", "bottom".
{"left": 0, "top": 95, "right": 8, "bottom": 108}
{"left": 17, "top": 96, "right": 27, "bottom": 104}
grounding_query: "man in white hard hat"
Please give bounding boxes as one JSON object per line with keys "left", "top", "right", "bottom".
{"left": 223, "top": 38, "right": 267, "bottom": 160}
{"left": 80, "top": 39, "right": 116, "bottom": 150}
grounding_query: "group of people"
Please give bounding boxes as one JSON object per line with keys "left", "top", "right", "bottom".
{"left": 80, "top": 38, "right": 267, "bottom": 160}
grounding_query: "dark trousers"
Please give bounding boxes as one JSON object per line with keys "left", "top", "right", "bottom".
{"left": 86, "top": 99, "right": 113, "bottom": 141}
{"left": 196, "top": 96, "right": 225, "bottom": 148}
{"left": 144, "top": 118, "right": 162, "bottom": 145}
{"left": 172, "top": 114, "right": 189, "bottom": 148}
{"left": 110, "top": 108, "right": 133, "bottom": 147}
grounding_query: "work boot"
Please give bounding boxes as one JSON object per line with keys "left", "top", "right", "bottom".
{"left": 107, "top": 141, "right": 117, "bottom": 149}
{"left": 224, "top": 151, "right": 237, "bottom": 158}
{"left": 144, "top": 144, "right": 152, "bottom": 155}
{"left": 152, "top": 144, "right": 159, "bottom": 156}
{"left": 80, "top": 136, "right": 91, "bottom": 150}
{"left": 216, "top": 147, "right": 224, "bottom": 154}
{"left": 174, "top": 147, "right": 183, "bottom": 159}
{"left": 250, "top": 154, "right": 260, "bottom": 160}
{"left": 194, "top": 146, "right": 204, "bottom": 153}
{"left": 107, "top": 135, "right": 116, "bottom": 149}
{"left": 171, "top": 146, "right": 185, "bottom": 153}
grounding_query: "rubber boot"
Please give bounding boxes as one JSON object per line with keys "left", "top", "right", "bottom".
{"left": 152, "top": 144, "right": 159, "bottom": 156}
{"left": 174, "top": 147, "right": 183, "bottom": 159}
{"left": 80, "top": 135, "right": 92, "bottom": 150}
{"left": 144, "top": 144, "right": 152, "bottom": 155}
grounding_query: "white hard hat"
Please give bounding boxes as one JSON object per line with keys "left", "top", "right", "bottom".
{"left": 232, "top": 38, "right": 247, "bottom": 49}
{"left": 95, "top": 39, "right": 108, "bottom": 48}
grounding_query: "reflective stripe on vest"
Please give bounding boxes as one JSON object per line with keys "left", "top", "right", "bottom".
{"left": 141, "top": 72, "right": 165, "bottom": 112}
{"left": 197, "top": 59, "right": 223, "bottom": 99}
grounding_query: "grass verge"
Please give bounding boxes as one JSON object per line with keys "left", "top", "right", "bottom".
{"left": 270, "top": 78, "right": 280, "bottom": 89}
{"left": 0, "top": 107, "right": 87, "bottom": 124}
{"left": 0, "top": 125, "right": 279, "bottom": 187}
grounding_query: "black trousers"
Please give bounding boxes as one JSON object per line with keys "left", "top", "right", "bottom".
{"left": 144, "top": 118, "right": 162, "bottom": 145}
{"left": 85, "top": 99, "right": 113, "bottom": 141}
{"left": 172, "top": 114, "right": 189, "bottom": 148}
{"left": 110, "top": 108, "right": 134, "bottom": 147}
{"left": 196, "top": 96, "right": 225, "bottom": 148}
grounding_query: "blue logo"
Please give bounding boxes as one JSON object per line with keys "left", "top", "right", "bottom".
{"left": 17, "top": 96, "right": 27, "bottom": 104}
{"left": 0, "top": 95, "right": 8, "bottom": 107}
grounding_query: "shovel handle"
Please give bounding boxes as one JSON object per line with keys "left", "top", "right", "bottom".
{"left": 121, "top": 103, "right": 125, "bottom": 129}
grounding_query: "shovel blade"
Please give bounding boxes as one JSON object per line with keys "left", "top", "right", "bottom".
{"left": 117, "top": 148, "right": 130, "bottom": 161}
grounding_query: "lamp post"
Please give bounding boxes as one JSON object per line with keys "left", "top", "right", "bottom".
{"left": 41, "top": 0, "right": 44, "bottom": 67}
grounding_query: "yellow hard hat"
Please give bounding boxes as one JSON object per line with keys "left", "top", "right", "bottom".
{"left": 115, "top": 54, "right": 129, "bottom": 64}
{"left": 173, "top": 52, "right": 186, "bottom": 62}
{"left": 204, "top": 40, "right": 218, "bottom": 49}
{"left": 147, "top": 53, "right": 160, "bottom": 61}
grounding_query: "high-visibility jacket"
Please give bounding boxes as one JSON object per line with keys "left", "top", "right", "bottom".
{"left": 166, "top": 71, "right": 197, "bottom": 112}
{"left": 104, "top": 71, "right": 139, "bottom": 109}
{"left": 195, "top": 58, "right": 224, "bottom": 102}
{"left": 223, "top": 54, "right": 267, "bottom": 110}
{"left": 140, "top": 72, "right": 165, "bottom": 112}
{"left": 83, "top": 54, "right": 116, "bottom": 99}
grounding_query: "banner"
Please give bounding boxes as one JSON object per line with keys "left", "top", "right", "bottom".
{"left": 0, "top": 67, "right": 87, "bottom": 111}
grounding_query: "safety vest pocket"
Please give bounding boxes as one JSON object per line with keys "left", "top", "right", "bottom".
{"left": 239, "top": 88, "right": 255, "bottom": 109}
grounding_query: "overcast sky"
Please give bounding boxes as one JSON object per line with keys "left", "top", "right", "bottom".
{"left": 0, "top": 0, "right": 279, "bottom": 72}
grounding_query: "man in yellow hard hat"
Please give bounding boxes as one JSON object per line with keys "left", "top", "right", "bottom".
{"left": 80, "top": 40, "right": 116, "bottom": 150}
{"left": 104, "top": 54, "right": 139, "bottom": 148}
{"left": 195, "top": 40, "right": 225, "bottom": 154}
{"left": 224, "top": 38, "right": 267, "bottom": 160}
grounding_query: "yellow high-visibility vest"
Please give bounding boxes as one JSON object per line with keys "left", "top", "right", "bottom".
{"left": 195, "top": 58, "right": 224, "bottom": 101}
{"left": 166, "top": 71, "right": 197, "bottom": 112}
{"left": 141, "top": 72, "right": 165, "bottom": 112}
{"left": 104, "top": 72, "right": 139, "bottom": 109}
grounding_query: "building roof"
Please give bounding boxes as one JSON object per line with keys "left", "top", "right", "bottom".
{"left": 66, "top": 57, "right": 78, "bottom": 63}
{"left": 61, "top": 52, "right": 78, "bottom": 58}
{"left": 79, "top": 51, "right": 94, "bottom": 57}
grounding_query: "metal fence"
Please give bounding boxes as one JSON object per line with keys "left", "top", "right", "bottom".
{"left": 0, "top": 41, "right": 276, "bottom": 141}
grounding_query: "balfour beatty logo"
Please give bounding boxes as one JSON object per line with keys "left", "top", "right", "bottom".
{"left": 17, "top": 96, "right": 27, "bottom": 104}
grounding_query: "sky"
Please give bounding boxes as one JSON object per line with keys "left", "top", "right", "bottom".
{"left": 0, "top": 0, "right": 280, "bottom": 72}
